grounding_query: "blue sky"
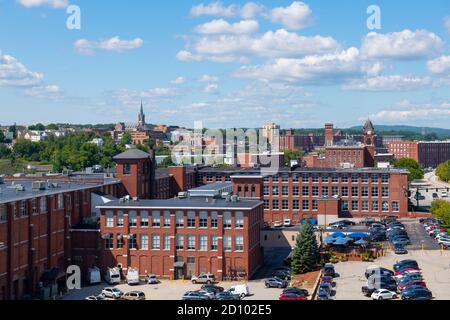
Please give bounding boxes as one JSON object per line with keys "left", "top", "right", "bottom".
{"left": 0, "top": 0, "right": 449, "bottom": 129}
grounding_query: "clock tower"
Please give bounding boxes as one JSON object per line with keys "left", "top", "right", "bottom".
{"left": 363, "top": 119, "right": 375, "bottom": 146}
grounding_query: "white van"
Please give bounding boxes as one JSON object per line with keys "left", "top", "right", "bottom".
{"left": 127, "top": 267, "right": 140, "bottom": 285}
{"left": 105, "top": 267, "right": 121, "bottom": 285}
{"left": 228, "top": 284, "right": 250, "bottom": 299}
{"left": 441, "top": 191, "right": 448, "bottom": 198}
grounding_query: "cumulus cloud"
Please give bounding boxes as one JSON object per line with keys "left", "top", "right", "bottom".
{"left": 114, "top": 87, "right": 178, "bottom": 106}
{"left": 427, "top": 55, "right": 450, "bottom": 75}
{"left": 190, "top": 2, "right": 238, "bottom": 17}
{"left": 343, "top": 75, "right": 433, "bottom": 91}
{"left": 269, "top": 1, "right": 313, "bottom": 30}
{"left": 74, "top": 37, "right": 143, "bottom": 55}
{"left": 366, "top": 101, "right": 450, "bottom": 123}
{"left": 177, "top": 29, "right": 340, "bottom": 63}
{"left": 195, "top": 19, "right": 259, "bottom": 34}
{"left": 361, "top": 29, "right": 444, "bottom": 60}
{"left": 0, "top": 53, "right": 44, "bottom": 87}
{"left": 203, "top": 83, "right": 219, "bottom": 94}
{"left": 233, "top": 47, "right": 372, "bottom": 84}
{"left": 170, "top": 76, "right": 186, "bottom": 85}
{"left": 17, "top": 0, "right": 69, "bottom": 8}
{"left": 199, "top": 74, "right": 219, "bottom": 82}
{"left": 24, "top": 85, "right": 62, "bottom": 100}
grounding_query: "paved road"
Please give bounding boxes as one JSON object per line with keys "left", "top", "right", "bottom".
{"left": 404, "top": 222, "right": 441, "bottom": 250}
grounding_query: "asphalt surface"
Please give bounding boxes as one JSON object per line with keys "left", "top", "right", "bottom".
{"left": 252, "top": 248, "right": 291, "bottom": 280}
{"left": 404, "top": 222, "right": 441, "bottom": 251}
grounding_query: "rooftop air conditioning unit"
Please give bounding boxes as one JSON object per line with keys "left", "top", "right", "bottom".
{"left": 178, "top": 192, "right": 188, "bottom": 199}
{"left": 231, "top": 195, "right": 238, "bottom": 202}
{"left": 32, "top": 181, "right": 46, "bottom": 191}
{"left": 15, "top": 184, "right": 25, "bottom": 192}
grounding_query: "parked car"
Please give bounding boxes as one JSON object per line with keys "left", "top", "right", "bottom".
{"left": 394, "top": 260, "right": 419, "bottom": 271}
{"left": 321, "top": 276, "right": 335, "bottom": 286}
{"left": 182, "top": 291, "right": 210, "bottom": 301}
{"left": 367, "top": 275, "right": 396, "bottom": 286}
{"left": 191, "top": 273, "right": 215, "bottom": 284}
{"left": 398, "top": 281, "right": 427, "bottom": 291}
{"left": 101, "top": 287, "right": 123, "bottom": 299}
{"left": 146, "top": 274, "right": 159, "bottom": 285}
{"left": 365, "top": 266, "right": 394, "bottom": 279}
{"left": 273, "top": 221, "right": 283, "bottom": 228}
{"left": 215, "top": 291, "right": 241, "bottom": 300}
{"left": 362, "top": 283, "right": 398, "bottom": 297}
{"left": 283, "top": 287, "right": 309, "bottom": 297}
{"left": 272, "top": 270, "right": 291, "bottom": 281}
{"left": 339, "top": 220, "right": 357, "bottom": 226}
{"left": 432, "top": 193, "right": 439, "bottom": 199}
{"left": 201, "top": 284, "right": 224, "bottom": 294}
{"left": 316, "top": 290, "right": 330, "bottom": 300}
{"left": 371, "top": 289, "right": 397, "bottom": 300}
{"left": 279, "top": 293, "right": 306, "bottom": 300}
{"left": 196, "top": 290, "right": 215, "bottom": 300}
{"left": 122, "top": 291, "right": 146, "bottom": 301}
{"left": 318, "top": 283, "right": 333, "bottom": 294}
{"left": 283, "top": 219, "right": 292, "bottom": 227}
{"left": 437, "top": 239, "right": 450, "bottom": 246}
{"left": 273, "top": 266, "right": 291, "bottom": 273}
{"left": 394, "top": 244, "right": 408, "bottom": 255}
{"left": 227, "top": 284, "right": 250, "bottom": 298}
{"left": 322, "top": 263, "right": 336, "bottom": 277}
{"left": 401, "top": 287, "right": 432, "bottom": 300}
{"left": 265, "top": 278, "right": 288, "bottom": 289}
{"left": 85, "top": 295, "right": 105, "bottom": 301}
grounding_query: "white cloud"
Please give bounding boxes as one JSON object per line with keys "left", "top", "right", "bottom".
{"left": 427, "top": 55, "right": 450, "bottom": 75}
{"left": 366, "top": 101, "right": 450, "bottom": 123}
{"left": 269, "top": 1, "right": 313, "bottom": 30}
{"left": 178, "top": 29, "right": 340, "bottom": 63}
{"left": 195, "top": 19, "right": 259, "bottom": 34}
{"left": 114, "top": 87, "right": 178, "bottom": 106}
{"left": 199, "top": 74, "right": 219, "bottom": 82}
{"left": 343, "top": 75, "right": 433, "bottom": 91}
{"left": 17, "top": 0, "right": 69, "bottom": 8}
{"left": 24, "top": 85, "right": 62, "bottom": 100}
{"left": 170, "top": 76, "right": 186, "bottom": 85}
{"left": 241, "top": 2, "right": 265, "bottom": 18}
{"left": 233, "top": 47, "right": 370, "bottom": 84}
{"left": 190, "top": 2, "right": 238, "bottom": 17}
{"left": 74, "top": 37, "right": 143, "bottom": 55}
{"left": 445, "top": 16, "right": 450, "bottom": 33}
{"left": 0, "top": 53, "right": 44, "bottom": 87}
{"left": 203, "top": 83, "right": 219, "bottom": 94}
{"left": 361, "top": 29, "right": 444, "bottom": 60}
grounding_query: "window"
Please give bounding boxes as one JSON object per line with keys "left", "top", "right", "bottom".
{"left": 163, "top": 234, "right": 171, "bottom": 250}
{"left": 372, "top": 187, "right": 379, "bottom": 197}
{"left": 106, "top": 211, "right": 114, "bottom": 227}
{"left": 312, "top": 175, "right": 319, "bottom": 183}
{"left": 117, "top": 211, "right": 124, "bottom": 227}
{"left": 18, "top": 201, "right": 27, "bottom": 217}
{"left": 187, "top": 211, "right": 196, "bottom": 228}
{"left": 31, "top": 199, "right": 38, "bottom": 215}
{"left": 382, "top": 174, "right": 389, "bottom": 184}
{"left": 282, "top": 174, "right": 289, "bottom": 182}
{"left": 0, "top": 205, "right": 6, "bottom": 222}
{"left": 382, "top": 187, "right": 389, "bottom": 197}
{"left": 176, "top": 211, "right": 184, "bottom": 228}
{"left": 322, "top": 186, "right": 329, "bottom": 197}
{"left": 392, "top": 201, "right": 399, "bottom": 212}
{"left": 312, "top": 199, "right": 318, "bottom": 211}
{"left": 352, "top": 174, "right": 359, "bottom": 184}
{"left": 223, "top": 235, "right": 232, "bottom": 251}
{"left": 312, "top": 186, "right": 319, "bottom": 197}
{"left": 352, "top": 187, "right": 359, "bottom": 197}
{"left": 362, "top": 174, "right": 369, "bottom": 184}
{"left": 176, "top": 235, "right": 184, "bottom": 250}
{"left": 149, "top": 234, "right": 159, "bottom": 250}
{"left": 293, "top": 200, "right": 299, "bottom": 210}
{"left": 332, "top": 175, "right": 339, "bottom": 183}
{"left": 139, "top": 211, "right": 148, "bottom": 227}
{"left": 199, "top": 212, "right": 208, "bottom": 228}
{"left": 211, "top": 212, "right": 218, "bottom": 228}
{"left": 263, "top": 186, "right": 269, "bottom": 196}
{"left": 272, "top": 175, "right": 279, "bottom": 183}
{"left": 372, "top": 201, "right": 379, "bottom": 211}
{"left": 264, "top": 199, "right": 270, "bottom": 209}
{"left": 351, "top": 200, "right": 359, "bottom": 211}
{"left": 272, "top": 200, "right": 279, "bottom": 210}
{"left": 235, "top": 235, "right": 244, "bottom": 251}
{"left": 140, "top": 234, "right": 149, "bottom": 250}
{"left": 332, "top": 186, "right": 339, "bottom": 197}
{"left": 293, "top": 186, "right": 299, "bottom": 196}
{"left": 292, "top": 174, "right": 299, "bottom": 182}
{"left": 187, "top": 235, "right": 196, "bottom": 250}
{"left": 105, "top": 233, "right": 114, "bottom": 249}
{"left": 342, "top": 175, "right": 348, "bottom": 183}
{"left": 362, "top": 200, "right": 369, "bottom": 211}
{"left": 302, "top": 174, "right": 309, "bottom": 182}
{"left": 199, "top": 235, "right": 208, "bottom": 251}
{"left": 117, "top": 233, "right": 124, "bottom": 249}
{"left": 382, "top": 201, "right": 389, "bottom": 212}
{"left": 40, "top": 197, "right": 47, "bottom": 213}
{"left": 211, "top": 236, "right": 218, "bottom": 251}
{"left": 128, "top": 234, "right": 137, "bottom": 250}
{"left": 341, "top": 202, "right": 349, "bottom": 211}
{"left": 129, "top": 211, "right": 137, "bottom": 227}
{"left": 341, "top": 186, "right": 348, "bottom": 197}
{"left": 302, "top": 200, "right": 309, "bottom": 210}
{"left": 235, "top": 212, "right": 244, "bottom": 228}
{"left": 123, "top": 163, "right": 131, "bottom": 175}
{"left": 163, "top": 211, "right": 171, "bottom": 227}
{"left": 282, "top": 186, "right": 289, "bottom": 196}
{"left": 149, "top": 211, "right": 159, "bottom": 227}
{"left": 272, "top": 186, "right": 279, "bottom": 196}
{"left": 302, "top": 186, "right": 309, "bottom": 196}
{"left": 372, "top": 174, "right": 379, "bottom": 183}
{"left": 223, "top": 212, "right": 232, "bottom": 229}
{"left": 361, "top": 187, "right": 369, "bottom": 197}
{"left": 282, "top": 200, "right": 289, "bottom": 210}
{"left": 57, "top": 194, "right": 64, "bottom": 209}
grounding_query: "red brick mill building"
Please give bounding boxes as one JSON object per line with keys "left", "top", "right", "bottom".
{"left": 0, "top": 147, "right": 413, "bottom": 300}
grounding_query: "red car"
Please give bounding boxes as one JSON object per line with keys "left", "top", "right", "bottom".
{"left": 394, "top": 268, "right": 421, "bottom": 276}
{"left": 398, "top": 281, "right": 427, "bottom": 291}
{"left": 321, "top": 276, "right": 335, "bottom": 285}
{"left": 279, "top": 293, "right": 306, "bottom": 300}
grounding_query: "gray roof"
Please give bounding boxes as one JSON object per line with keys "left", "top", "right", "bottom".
{"left": 97, "top": 197, "right": 262, "bottom": 210}
{"left": 113, "top": 149, "right": 151, "bottom": 160}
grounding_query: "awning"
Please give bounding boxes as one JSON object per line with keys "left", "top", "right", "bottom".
{"left": 323, "top": 236, "right": 336, "bottom": 244}
{"left": 333, "top": 237, "right": 353, "bottom": 245}
{"left": 354, "top": 239, "right": 369, "bottom": 245}
{"left": 174, "top": 262, "right": 185, "bottom": 268}
{"left": 348, "top": 232, "right": 370, "bottom": 239}
{"left": 331, "top": 232, "right": 346, "bottom": 238}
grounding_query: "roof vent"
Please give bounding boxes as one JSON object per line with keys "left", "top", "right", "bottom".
{"left": 32, "top": 181, "right": 46, "bottom": 191}
{"left": 15, "top": 184, "right": 25, "bottom": 192}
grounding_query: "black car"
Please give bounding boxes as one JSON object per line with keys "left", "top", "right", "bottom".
{"left": 394, "top": 244, "right": 408, "bottom": 255}
{"left": 339, "top": 220, "right": 356, "bottom": 226}
{"left": 401, "top": 287, "right": 432, "bottom": 300}
{"left": 201, "top": 284, "right": 224, "bottom": 294}
{"left": 272, "top": 270, "right": 291, "bottom": 281}
{"left": 215, "top": 292, "right": 241, "bottom": 301}
{"left": 368, "top": 275, "right": 396, "bottom": 286}
{"left": 283, "top": 287, "right": 309, "bottom": 297}
{"left": 322, "top": 264, "right": 336, "bottom": 277}
{"left": 394, "top": 260, "right": 419, "bottom": 271}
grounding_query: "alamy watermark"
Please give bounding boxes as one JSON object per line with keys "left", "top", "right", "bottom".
{"left": 66, "top": 5, "right": 81, "bottom": 30}
{"left": 367, "top": 5, "right": 382, "bottom": 30}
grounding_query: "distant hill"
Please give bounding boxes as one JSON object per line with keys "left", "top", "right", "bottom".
{"left": 348, "top": 125, "right": 450, "bottom": 138}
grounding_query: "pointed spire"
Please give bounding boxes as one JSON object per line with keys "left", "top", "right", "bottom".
{"left": 140, "top": 100, "right": 144, "bottom": 115}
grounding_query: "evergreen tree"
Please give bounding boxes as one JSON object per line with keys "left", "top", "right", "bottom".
{"left": 291, "top": 222, "right": 320, "bottom": 275}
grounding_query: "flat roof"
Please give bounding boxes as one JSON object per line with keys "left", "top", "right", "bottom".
{"left": 188, "top": 182, "right": 232, "bottom": 192}
{"left": 97, "top": 197, "right": 262, "bottom": 210}
{"left": 0, "top": 178, "right": 119, "bottom": 204}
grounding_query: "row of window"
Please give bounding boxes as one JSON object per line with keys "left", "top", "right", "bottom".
{"left": 263, "top": 199, "right": 400, "bottom": 212}
{"left": 263, "top": 173, "right": 390, "bottom": 184}
{"left": 263, "top": 186, "right": 390, "bottom": 197}
{"left": 104, "top": 233, "right": 244, "bottom": 252}
{"left": 105, "top": 210, "right": 244, "bottom": 229}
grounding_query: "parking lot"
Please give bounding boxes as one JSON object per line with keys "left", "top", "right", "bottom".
{"left": 62, "top": 278, "right": 285, "bottom": 301}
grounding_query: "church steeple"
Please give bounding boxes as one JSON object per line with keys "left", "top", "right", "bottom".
{"left": 138, "top": 101, "right": 146, "bottom": 127}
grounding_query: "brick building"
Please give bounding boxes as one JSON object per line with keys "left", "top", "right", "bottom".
{"left": 388, "top": 140, "right": 450, "bottom": 168}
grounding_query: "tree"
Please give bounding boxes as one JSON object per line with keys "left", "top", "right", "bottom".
{"left": 121, "top": 132, "right": 132, "bottom": 145}
{"left": 0, "top": 144, "right": 11, "bottom": 158}
{"left": 291, "top": 222, "right": 320, "bottom": 275}
{"left": 284, "top": 149, "right": 303, "bottom": 167}
{"left": 136, "top": 144, "right": 149, "bottom": 152}
{"left": 46, "top": 123, "right": 60, "bottom": 130}
{"left": 159, "top": 156, "right": 175, "bottom": 168}
{"left": 28, "top": 123, "right": 45, "bottom": 131}
{"left": 430, "top": 200, "right": 450, "bottom": 226}
{"left": 8, "top": 124, "right": 17, "bottom": 139}
{"left": 436, "top": 161, "right": 450, "bottom": 183}
{"left": 393, "top": 158, "right": 424, "bottom": 182}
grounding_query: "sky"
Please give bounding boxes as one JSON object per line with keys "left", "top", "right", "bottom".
{"left": 0, "top": 0, "right": 450, "bottom": 129}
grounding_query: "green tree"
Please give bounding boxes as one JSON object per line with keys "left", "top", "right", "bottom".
{"left": 121, "top": 132, "right": 132, "bottom": 145}
{"left": 393, "top": 158, "right": 424, "bottom": 182}
{"left": 436, "top": 161, "right": 450, "bottom": 182}
{"left": 284, "top": 149, "right": 303, "bottom": 167}
{"left": 430, "top": 200, "right": 450, "bottom": 225}
{"left": 0, "top": 144, "right": 11, "bottom": 158}
{"left": 46, "top": 123, "right": 60, "bottom": 130}
{"left": 8, "top": 124, "right": 17, "bottom": 139}
{"left": 291, "top": 222, "right": 320, "bottom": 275}
{"left": 159, "top": 156, "right": 175, "bottom": 168}
{"left": 28, "top": 123, "right": 46, "bottom": 131}
{"left": 0, "top": 130, "right": 4, "bottom": 143}
{"left": 136, "top": 144, "right": 150, "bottom": 153}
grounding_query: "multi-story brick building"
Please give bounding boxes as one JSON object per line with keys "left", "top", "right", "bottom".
{"left": 388, "top": 140, "right": 450, "bottom": 168}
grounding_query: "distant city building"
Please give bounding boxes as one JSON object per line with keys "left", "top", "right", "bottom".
{"left": 388, "top": 140, "right": 450, "bottom": 168}
{"left": 262, "top": 123, "right": 280, "bottom": 145}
